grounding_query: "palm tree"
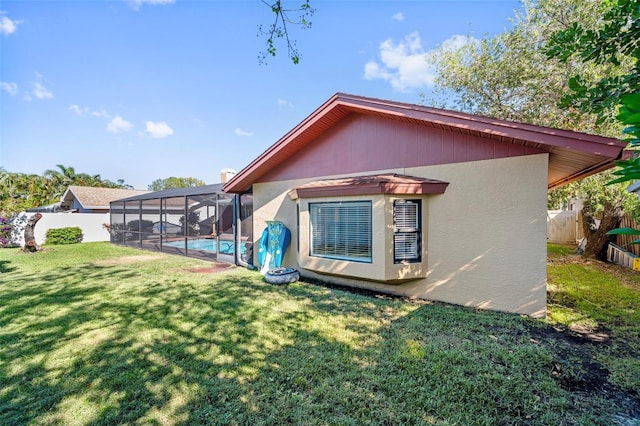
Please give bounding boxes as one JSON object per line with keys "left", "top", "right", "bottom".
{"left": 43, "top": 164, "right": 81, "bottom": 200}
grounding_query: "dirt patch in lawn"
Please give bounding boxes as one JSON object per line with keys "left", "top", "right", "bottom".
{"left": 528, "top": 323, "right": 611, "bottom": 390}
{"left": 527, "top": 322, "right": 640, "bottom": 422}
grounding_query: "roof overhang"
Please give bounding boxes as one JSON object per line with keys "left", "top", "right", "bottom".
{"left": 224, "top": 93, "right": 627, "bottom": 193}
{"left": 288, "top": 174, "right": 449, "bottom": 200}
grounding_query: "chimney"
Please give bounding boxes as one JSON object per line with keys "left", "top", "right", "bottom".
{"left": 220, "top": 168, "right": 237, "bottom": 184}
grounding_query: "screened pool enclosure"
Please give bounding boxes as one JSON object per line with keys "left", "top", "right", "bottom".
{"left": 109, "top": 184, "right": 253, "bottom": 267}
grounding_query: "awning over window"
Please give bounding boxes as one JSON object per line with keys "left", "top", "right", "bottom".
{"left": 288, "top": 173, "right": 449, "bottom": 200}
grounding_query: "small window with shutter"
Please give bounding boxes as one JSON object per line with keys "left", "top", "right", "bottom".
{"left": 393, "top": 199, "right": 421, "bottom": 263}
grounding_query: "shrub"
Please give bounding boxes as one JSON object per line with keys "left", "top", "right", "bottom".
{"left": 45, "top": 227, "right": 83, "bottom": 245}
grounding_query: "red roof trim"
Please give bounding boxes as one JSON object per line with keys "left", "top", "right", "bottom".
{"left": 287, "top": 174, "right": 449, "bottom": 200}
{"left": 224, "top": 93, "right": 626, "bottom": 193}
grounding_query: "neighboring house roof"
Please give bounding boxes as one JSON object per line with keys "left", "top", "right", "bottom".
{"left": 60, "top": 186, "right": 150, "bottom": 210}
{"left": 224, "top": 93, "right": 627, "bottom": 193}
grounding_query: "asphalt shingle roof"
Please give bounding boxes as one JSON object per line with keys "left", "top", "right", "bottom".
{"left": 61, "top": 186, "right": 151, "bottom": 209}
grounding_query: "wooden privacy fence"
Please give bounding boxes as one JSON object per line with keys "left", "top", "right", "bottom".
{"left": 547, "top": 210, "right": 640, "bottom": 256}
{"left": 547, "top": 210, "right": 584, "bottom": 244}
{"left": 614, "top": 213, "right": 640, "bottom": 256}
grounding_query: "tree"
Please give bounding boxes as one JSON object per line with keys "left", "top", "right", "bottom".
{"left": 0, "top": 165, "right": 132, "bottom": 215}
{"left": 428, "top": 0, "right": 638, "bottom": 260}
{"left": 43, "top": 164, "right": 78, "bottom": 200}
{"left": 428, "top": 0, "right": 618, "bottom": 131}
{"left": 0, "top": 169, "right": 54, "bottom": 214}
{"left": 23, "top": 213, "right": 42, "bottom": 253}
{"left": 546, "top": 0, "right": 639, "bottom": 119}
{"left": 44, "top": 164, "right": 76, "bottom": 185}
{"left": 546, "top": 0, "right": 640, "bottom": 248}
{"left": 147, "top": 177, "right": 207, "bottom": 191}
{"left": 259, "top": 1, "right": 315, "bottom": 64}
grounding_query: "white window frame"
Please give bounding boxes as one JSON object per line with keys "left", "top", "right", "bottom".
{"left": 309, "top": 201, "right": 372, "bottom": 263}
{"left": 393, "top": 199, "right": 421, "bottom": 263}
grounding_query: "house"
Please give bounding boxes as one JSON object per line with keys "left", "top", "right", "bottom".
{"left": 223, "top": 93, "right": 626, "bottom": 318}
{"left": 60, "top": 186, "right": 149, "bottom": 213}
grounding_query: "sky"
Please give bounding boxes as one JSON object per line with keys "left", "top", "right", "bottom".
{"left": 0, "top": 0, "right": 523, "bottom": 190}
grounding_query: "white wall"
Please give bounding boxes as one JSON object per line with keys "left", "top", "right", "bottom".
{"left": 11, "top": 212, "right": 110, "bottom": 246}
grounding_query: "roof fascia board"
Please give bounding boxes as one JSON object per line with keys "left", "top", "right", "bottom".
{"left": 224, "top": 92, "right": 626, "bottom": 193}
{"left": 339, "top": 95, "right": 625, "bottom": 157}
{"left": 224, "top": 94, "right": 345, "bottom": 193}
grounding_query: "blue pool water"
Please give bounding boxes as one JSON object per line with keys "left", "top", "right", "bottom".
{"left": 164, "top": 238, "right": 236, "bottom": 254}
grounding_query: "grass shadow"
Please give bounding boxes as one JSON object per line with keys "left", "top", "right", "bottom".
{"left": 1, "top": 244, "right": 638, "bottom": 424}
{"left": 0, "top": 259, "right": 16, "bottom": 274}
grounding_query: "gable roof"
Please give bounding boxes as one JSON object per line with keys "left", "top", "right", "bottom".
{"left": 61, "top": 186, "right": 150, "bottom": 210}
{"left": 224, "top": 93, "right": 627, "bottom": 193}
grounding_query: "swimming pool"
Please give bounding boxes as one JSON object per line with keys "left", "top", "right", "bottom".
{"left": 163, "top": 238, "right": 236, "bottom": 254}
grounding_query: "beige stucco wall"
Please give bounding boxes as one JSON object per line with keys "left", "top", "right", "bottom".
{"left": 252, "top": 154, "right": 549, "bottom": 317}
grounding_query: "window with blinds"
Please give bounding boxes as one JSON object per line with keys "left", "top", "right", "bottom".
{"left": 393, "top": 199, "right": 421, "bottom": 263}
{"left": 309, "top": 201, "right": 372, "bottom": 263}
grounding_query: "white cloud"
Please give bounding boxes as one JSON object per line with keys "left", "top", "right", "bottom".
{"left": 70, "top": 104, "right": 111, "bottom": 120}
{"left": 234, "top": 128, "right": 253, "bottom": 137}
{"left": 145, "top": 121, "right": 173, "bottom": 138}
{"left": 0, "top": 12, "right": 20, "bottom": 35}
{"left": 364, "top": 32, "right": 476, "bottom": 92}
{"left": 277, "top": 98, "right": 294, "bottom": 108}
{"left": 33, "top": 82, "right": 53, "bottom": 99}
{"left": 0, "top": 81, "right": 18, "bottom": 96}
{"left": 441, "top": 34, "right": 477, "bottom": 52}
{"left": 92, "top": 109, "right": 110, "bottom": 118}
{"left": 128, "top": 0, "right": 175, "bottom": 10}
{"left": 108, "top": 116, "right": 133, "bottom": 133}
{"left": 69, "top": 104, "right": 89, "bottom": 116}
{"left": 392, "top": 12, "right": 404, "bottom": 21}
{"left": 24, "top": 73, "right": 53, "bottom": 100}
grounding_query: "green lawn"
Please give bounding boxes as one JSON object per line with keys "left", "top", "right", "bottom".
{"left": 0, "top": 242, "right": 638, "bottom": 425}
